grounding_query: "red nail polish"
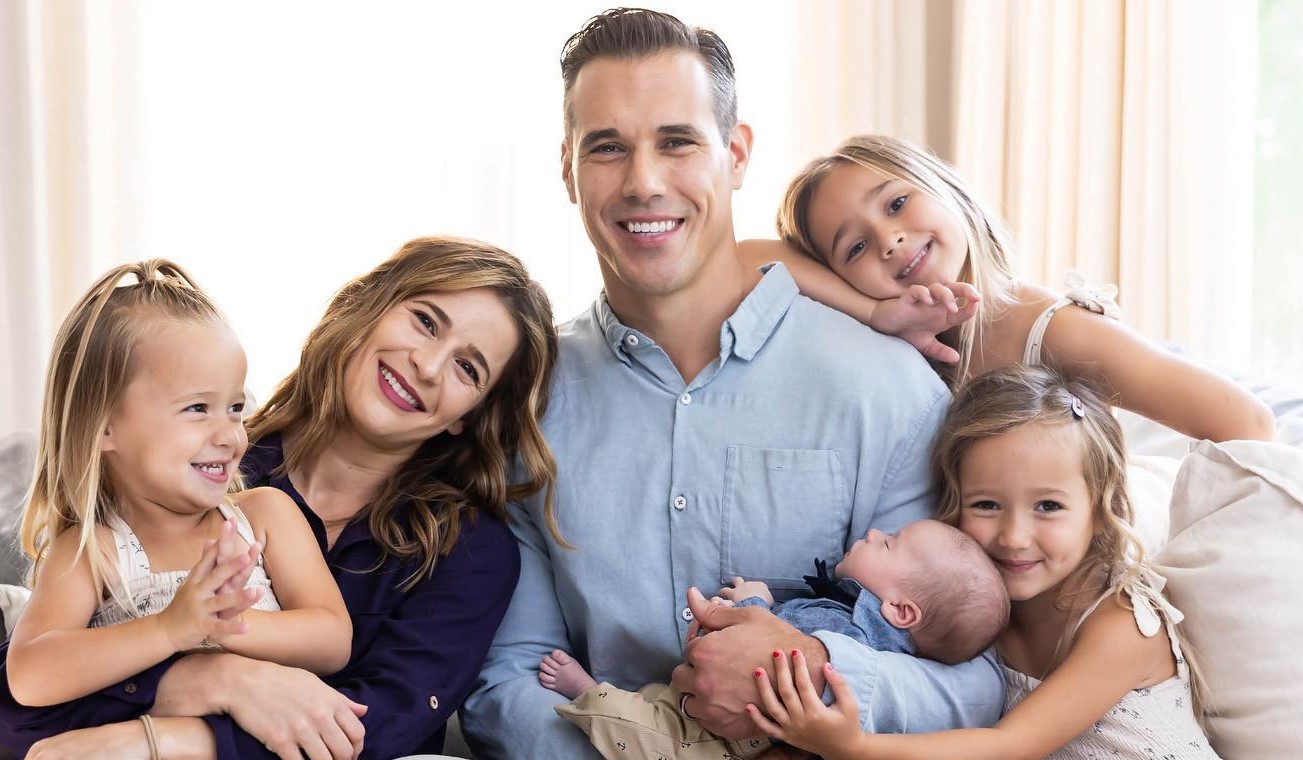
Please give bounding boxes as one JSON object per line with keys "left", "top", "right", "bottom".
{"left": 790, "top": 649, "right": 800, "bottom": 658}
{"left": 755, "top": 668, "right": 764, "bottom": 677}
{"left": 772, "top": 650, "right": 781, "bottom": 659}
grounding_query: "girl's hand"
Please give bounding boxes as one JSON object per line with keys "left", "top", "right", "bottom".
{"left": 213, "top": 515, "right": 260, "bottom": 621}
{"left": 868, "top": 282, "right": 980, "bottom": 364}
{"left": 746, "top": 650, "right": 865, "bottom": 760}
{"left": 157, "top": 524, "right": 263, "bottom": 652}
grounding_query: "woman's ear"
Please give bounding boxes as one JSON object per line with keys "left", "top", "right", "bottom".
{"left": 446, "top": 419, "right": 465, "bottom": 436}
{"left": 880, "top": 598, "right": 922, "bottom": 630}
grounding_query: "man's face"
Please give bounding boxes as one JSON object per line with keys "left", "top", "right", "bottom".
{"left": 562, "top": 52, "right": 751, "bottom": 301}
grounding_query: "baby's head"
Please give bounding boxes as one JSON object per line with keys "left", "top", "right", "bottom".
{"left": 836, "top": 518, "right": 1009, "bottom": 665}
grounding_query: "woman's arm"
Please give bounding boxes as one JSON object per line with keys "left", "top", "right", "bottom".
{"left": 1044, "top": 306, "right": 1276, "bottom": 442}
{"left": 25, "top": 718, "right": 216, "bottom": 760}
{"left": 751, "top": 600, "right": 1171, "bottom": 760}
{"left": 209, "top": 488, "right": 351, "bottom": 674}
{"left": 6, "top": 529, "right": 253, "bottom": 707}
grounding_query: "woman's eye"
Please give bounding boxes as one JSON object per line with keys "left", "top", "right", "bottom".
{"left": 888, "top": 195, "right": 908, "bottom": 214}
{"left": 414, "top": 309, "right": 436, "bottom": 335}
{"left": 457, "top": 359, "right": 481, "bottom": 385}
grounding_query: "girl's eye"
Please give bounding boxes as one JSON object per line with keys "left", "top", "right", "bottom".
{"left": 846, "top": 240, "right": 867, "bottom": 261}
{"left": 184, "top": 403, "right": 207, "bottom": 414}
{"left": 229, "top": 402, "right": 245, "bottom": 415}
{"left": 414, "top": 309, "right": 437, "bottom": 336}
{"left": 457, "top": 359, "right": 482, "bottom": 385}
{"left": 968, "top": 499, "right": 999, "bottom": 512}
{"left": 1035, "top": 500, "right": 1065, "bottom": 513}
{"left": 888, "top": 195, "right": 908, "bottom": 214}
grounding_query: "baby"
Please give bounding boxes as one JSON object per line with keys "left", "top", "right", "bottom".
{"left": 540, "top": 519, "right": 1010, "bottom": 760}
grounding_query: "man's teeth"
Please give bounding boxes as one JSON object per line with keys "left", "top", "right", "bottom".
{"left": 381, "top": 366, "right": 420, "bottom": 408}
{"left": 624, "top": 220, "right": 680, "bottom": 234}
{"left": 194, "top": 463, "right": 225, "bottom": 475}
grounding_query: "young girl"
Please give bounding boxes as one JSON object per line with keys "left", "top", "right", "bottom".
{"left": 740, "top": 134, "right": 1273, "bottom": 443}
{"left": 7, "top": 260, "right": 352, "bottom": 708}
{"left": 746, "top": 365, "right": 1220, "bottom": 759}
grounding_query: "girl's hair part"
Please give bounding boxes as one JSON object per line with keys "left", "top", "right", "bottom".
{"left": 930, "top": 364, "right": 1210, "bottom": 721}
{"left": 21, "top": 259, "right": 230, "bottom": 596}
{"left": 777, "top": 134, "right": 1020, "bottom": 384}
{"left": 245, "top": 236, "right": 561, "bottom": 590}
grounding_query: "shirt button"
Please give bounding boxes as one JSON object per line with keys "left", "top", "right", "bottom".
{"left": 624, "top": 334, "right": 639, "bottom": 347}
{"left": 673, "top": 495, "right": 687, "bottom": 510}
{"left": 429, "top": 695, "right": 439, "bottom": 710}
{"left": 679, "top": 392, "right": 692, "bottom": 405}
{"left": 124, "top": 683, "right": 137, "bottom": 694}
{"left": 681, "top": 606, "right": 694, "bottom": 621}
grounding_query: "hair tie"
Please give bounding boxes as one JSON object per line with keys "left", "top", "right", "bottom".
{"left": 1069, "top": 394, "right": 1086, "bottom": 419}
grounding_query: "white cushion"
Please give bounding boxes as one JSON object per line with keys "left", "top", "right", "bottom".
{"left": 1153, "top": 439, "right": 1303, "bottom": 758}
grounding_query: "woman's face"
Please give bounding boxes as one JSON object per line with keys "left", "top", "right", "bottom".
{"left": 342, "top": 287, "right": 520, "bottom": 452}
{"left": 806, "top": 162, "right": 968, "bottom": 299}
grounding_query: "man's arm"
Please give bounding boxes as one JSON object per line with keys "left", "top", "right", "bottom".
{"left": 460, "top": 497, "right": 601, "bottom": 760}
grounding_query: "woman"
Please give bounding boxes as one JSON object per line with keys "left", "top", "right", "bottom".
{"left": 4, "top": 236, "right": 560, "bottom": 759}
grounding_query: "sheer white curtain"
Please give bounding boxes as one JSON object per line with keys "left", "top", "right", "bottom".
{"left": 2, "top": 1, "right": 957, "bottom": 434}
{"left": 1, "top": 0, "right": 143, "bottom": 434}
{"left": 953, "top": 0, "right": 1257, "bottom": 367}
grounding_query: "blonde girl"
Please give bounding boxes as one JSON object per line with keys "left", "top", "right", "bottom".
{"left": 740, "top": 134, "right": 1273, "bottom": 443}
{"left": 746, "top": 365, "right": 1219, "bottom": 759}
{"left": 7, "top": 260, "right": 351, "bottom": 709}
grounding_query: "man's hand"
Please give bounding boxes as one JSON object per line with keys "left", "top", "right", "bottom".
{"left": 670, "top": 587, "right": 828, "bottom": 740}
{"left": 868, "top": 282, "right": 980, "bottom": 364}
{"left": 152, "top": 654, "right": 367, "bottom": 760}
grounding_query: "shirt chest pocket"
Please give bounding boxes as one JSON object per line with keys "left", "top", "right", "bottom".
{"left": 720, "top": 446, "right": 849, "bottom": 597}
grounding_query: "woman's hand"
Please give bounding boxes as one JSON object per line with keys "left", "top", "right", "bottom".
{"left": 747, "top": 650, "right": 866, "bottom": 760}
{"left": 26, "top": 721, "right": 150, "bottom": 760}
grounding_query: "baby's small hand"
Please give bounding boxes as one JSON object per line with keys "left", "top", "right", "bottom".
{"left": 717, "top": 576, "right": 774, "bottom": 607}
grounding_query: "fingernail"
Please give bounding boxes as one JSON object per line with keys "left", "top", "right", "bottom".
{"left": 755, "top": 668, "right": 764, "bottom": 678}
{"left": 772, "top": 650, "right": 781, "bottom": 659}
{"left": 827, "top": 662, "right": 836, "bottom": 671}
{"left": 790, "top": 649, "right": 800, "bottom": 658}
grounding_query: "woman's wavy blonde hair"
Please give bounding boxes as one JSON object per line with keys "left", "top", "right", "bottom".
{"left": 245, "top": 236, "right": 561, "bottom": 589}
{"left": 21, "top": 260, "right": 234, "bottom": 595}
{"left": 930, "top": 365, "right": 1208, "bottom": 720}
{"left": 777, "top": 134, "right": 1019, "bottom": 385}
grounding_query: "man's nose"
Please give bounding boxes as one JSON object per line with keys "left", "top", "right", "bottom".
{"left": 622, "top": 148, "right": 667, "bottom": 201}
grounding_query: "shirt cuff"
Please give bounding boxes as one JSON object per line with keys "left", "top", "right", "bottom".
{"left": 812, "top": 630, "right": 879, "bottom": 729}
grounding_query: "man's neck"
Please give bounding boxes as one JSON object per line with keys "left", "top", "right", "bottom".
{"left": 603, "top": 243, "right": 761, "bottom": 383}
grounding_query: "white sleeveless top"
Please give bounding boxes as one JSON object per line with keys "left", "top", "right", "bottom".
{"left": 1002, "top": 568, "right": 1221, "bottom": 759}
{"left": 1022, "top": 271, "right": 1122, "bottom": 366}
{"left": 90, "top": 502, "right": 281, "bottom": 628}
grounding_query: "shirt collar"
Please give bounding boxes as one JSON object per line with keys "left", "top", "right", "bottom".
{"left": 594, "top": 262, "right": 800, "bottom": 364}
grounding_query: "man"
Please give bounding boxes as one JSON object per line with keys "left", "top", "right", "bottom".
{"left": 462, "top": 8, "right": 1003, "bottom": 758}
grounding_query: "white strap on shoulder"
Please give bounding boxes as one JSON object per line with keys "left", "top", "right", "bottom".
{"left": 1022, "top": 297, "right": 1072, "bottom": 366}
{"left": 215, "top": 502, "right": 264, "bottom": 567}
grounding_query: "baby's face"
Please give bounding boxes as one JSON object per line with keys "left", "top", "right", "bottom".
{"left": 836, "top": 520, "right": 952, "bottom": 597}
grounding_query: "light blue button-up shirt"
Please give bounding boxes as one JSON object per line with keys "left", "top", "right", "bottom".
{"left": 464, "top": 265, "right": 1003, "bottom": 758}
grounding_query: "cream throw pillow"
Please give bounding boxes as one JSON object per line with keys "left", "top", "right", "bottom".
{"left": 1153, "top": 439, "right": 1303, "bottom": 758}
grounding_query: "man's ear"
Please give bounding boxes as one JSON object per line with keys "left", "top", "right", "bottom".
{"left": 880, "top": 597, "right": 922, "bottom": 630}
{"left": 561, "top": 139, "right": 577, "bottom": 204}
{"left": 727, "top": 121, "right": 754, "bottom": 191}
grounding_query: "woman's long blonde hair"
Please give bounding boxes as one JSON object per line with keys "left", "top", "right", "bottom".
{"left": 245, "top": 236, "right": 561, "bottom": 589}
{"left": 930, "top": 365, "right": 1209, "bottom": 720}
{"left": 777, "top": 134, "right": 1019, "bottom": 385}
{"left": 21, "top": 260, "right": 231, "bottom": 595}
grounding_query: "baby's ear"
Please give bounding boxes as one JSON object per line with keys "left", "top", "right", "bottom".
{"left": 880, "top": 598, "right": 922, "bottom": 630}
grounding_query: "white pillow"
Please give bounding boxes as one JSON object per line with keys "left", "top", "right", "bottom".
{"left": 1153, "top": 439, "right": 1303, "bottom": 758}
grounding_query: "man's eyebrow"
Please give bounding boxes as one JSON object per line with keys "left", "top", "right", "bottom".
{"left": 659, "top": 124, "right": 707, "bottom": 141}
{"left": 579, "top": 128, "right": 620, "bottom": 151}
{"left": 828, "top": 179, "right": 892, "bottom": 259}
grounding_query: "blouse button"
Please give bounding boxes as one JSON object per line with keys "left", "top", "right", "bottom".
{"left": 124, "top": 682, "right": 138, "bottom": 694}
{"left": 429, "top": 695, "right": 440, "bottom": 710}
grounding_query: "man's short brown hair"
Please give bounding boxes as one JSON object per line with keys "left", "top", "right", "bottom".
{"left": 560, "top": 7, "right": 738, "bottom": 143}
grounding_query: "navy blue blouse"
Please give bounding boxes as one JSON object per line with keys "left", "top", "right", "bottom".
{"left": 0, "top": 434, "right": 521, "bottom": 759}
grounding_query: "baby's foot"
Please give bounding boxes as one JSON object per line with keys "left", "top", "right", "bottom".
{"left": 538, "top": 649, "right": 598, "bottom": 700}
